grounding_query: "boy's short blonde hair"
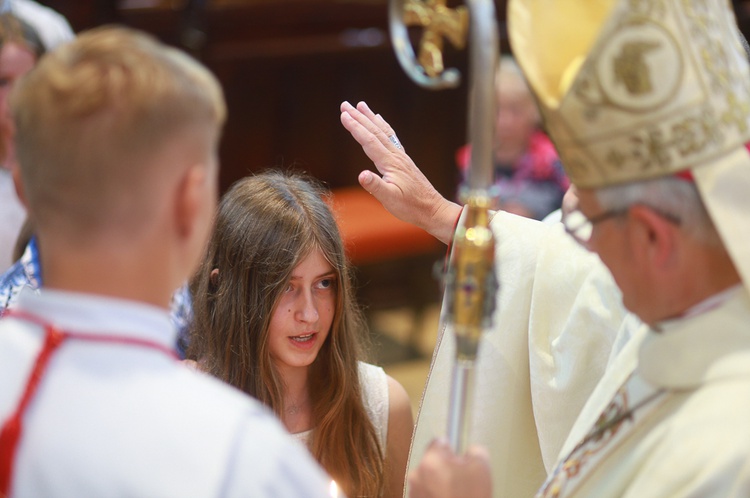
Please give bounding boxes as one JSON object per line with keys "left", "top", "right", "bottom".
{"left": 10, "top": 26, "right": 226, "bottom": 234}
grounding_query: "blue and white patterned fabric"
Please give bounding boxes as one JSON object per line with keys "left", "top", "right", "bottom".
{"left": 0, "top": 237, "right": 192, "bottom": 358}
{"left": 0, "top": 237, "right": 40, "bottom": 313}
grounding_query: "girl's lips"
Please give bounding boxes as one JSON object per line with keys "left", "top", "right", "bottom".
{"left": 287, "top": 332, "right": 317, "bottom": 351}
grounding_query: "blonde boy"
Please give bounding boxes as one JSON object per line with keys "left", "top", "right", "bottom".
{"left": 0, "top": 27, "right": 330, "bottom": 496}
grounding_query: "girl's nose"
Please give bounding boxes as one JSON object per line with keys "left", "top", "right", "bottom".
{"left": 295, "top": 289, "right": 319, "bottom": 323}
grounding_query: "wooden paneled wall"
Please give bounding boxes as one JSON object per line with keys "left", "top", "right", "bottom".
{"left": 41, "top": 0, "right": 515, "bottom": 199}
{"left": 36, "top": 0, "right": 750, "bottom": 199}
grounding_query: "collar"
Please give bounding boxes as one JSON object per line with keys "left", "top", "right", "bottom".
{"left": 639, "top": 286, "right": 750, "bottom": 390}
{"left": 20, "top": 238, "right": 41, "bottom": 289}
{"left": 13, "top": 287, "right": 177, "bottom": 352}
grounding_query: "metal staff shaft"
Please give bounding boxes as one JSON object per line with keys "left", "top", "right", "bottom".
{"left": 447, "top": 359, "right": 475, "bottom": 452}
{"left": 389, "top": 0, "right": 499, "bottom": 454}
{"left": 446, "top": 0, "right": 498, "bottom": 454}
{"left": 446, "top": 193, "right": 496, "bottom": 453}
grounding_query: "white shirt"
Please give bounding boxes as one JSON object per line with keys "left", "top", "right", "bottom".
{"left": 0, "top": 288, "right": 332, "bottom": 497}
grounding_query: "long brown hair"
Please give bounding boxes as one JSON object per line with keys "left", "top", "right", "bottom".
{"left": 189, "top": 170, "right": 384, "bottom": 496}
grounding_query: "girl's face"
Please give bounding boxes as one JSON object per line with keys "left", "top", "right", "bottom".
{"left": 267, "top": 248, "right": 337, "bottom": 374}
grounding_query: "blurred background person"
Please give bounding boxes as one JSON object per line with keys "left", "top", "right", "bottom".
{"left": 0, "top": 0, "right": 73, "bottom": 50}
{"left": 0, "top": 13, "right": 38, "bottom": 271}
{"left": 0, "top": 3, "right": 73, "bottom": 272}
{"left": 455, "top": 55, "right": 569, "bottom": 220}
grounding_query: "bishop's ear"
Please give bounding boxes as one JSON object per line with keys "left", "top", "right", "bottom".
{"left": 628, "top": 204, "right": 679, "bottom": 269}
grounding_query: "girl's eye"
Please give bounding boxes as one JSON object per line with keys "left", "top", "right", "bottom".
{"left": 317, "top": 278, "right": 334, "bottom": 290}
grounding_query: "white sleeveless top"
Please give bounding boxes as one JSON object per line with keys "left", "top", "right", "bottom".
{"left": 293, "top": 362, "right": 389, "bottom": 453}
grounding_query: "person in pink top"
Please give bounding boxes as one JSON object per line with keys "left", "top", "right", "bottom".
{"left": 455, "top": 55, "right": 569, "bottom": 220}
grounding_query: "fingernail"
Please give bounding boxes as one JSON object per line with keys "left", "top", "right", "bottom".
{"left": 360, "top": 101, "right": 371, "bottom": 112}
{"left": 359, "top": 170, "right": 372, "bottom": 185}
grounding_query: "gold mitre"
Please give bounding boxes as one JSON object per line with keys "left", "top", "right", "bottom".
{"left": 507, "top": 0, "right": 750, "bottom": 188}
{"left": 509, "top": 0, "right": 750, "bottom": 293}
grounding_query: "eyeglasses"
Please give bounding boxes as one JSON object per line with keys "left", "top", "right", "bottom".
{"left": 562, "top": 204, "right": 681, "bottom": 246}
{"left": 562, "top": 208, "right": 628, "bottom": 246}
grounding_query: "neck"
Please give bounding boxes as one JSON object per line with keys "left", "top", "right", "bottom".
{"left": 653, "top": 244, "right": 742, "bottom": 324}
{"left": 37, "top": 232, "right": 180, "bottom": 310}
{"left": 278, "top": 363, "right": 312, "bottom": 432}
{"left": 279, "top": 364, "right": 310, "bottom": 405}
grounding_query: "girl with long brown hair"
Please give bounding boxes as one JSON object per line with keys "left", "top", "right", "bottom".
{"left": 188, "top": 170, "right": 413, "bottom": 497}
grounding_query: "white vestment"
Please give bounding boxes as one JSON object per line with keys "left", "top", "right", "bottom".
{"left": 0, "top": 288, "right": 331, "bottom": 497}
{"left": 539, "top": 287, "right": 750, "bottom": 497}
{"left": 407, "top": 212, "right": 638, "bottom": 498}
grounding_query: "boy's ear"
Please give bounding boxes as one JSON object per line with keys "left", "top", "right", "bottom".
{"left": 175, "top": 164, "right": 208, "bottom": 240}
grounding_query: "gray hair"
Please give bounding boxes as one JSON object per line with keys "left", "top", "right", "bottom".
{"left": 595, "top": 175, "right": 721, "bottom": 245}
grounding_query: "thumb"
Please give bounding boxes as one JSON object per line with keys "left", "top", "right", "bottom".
{"left": 359, "top": 170, "right": 389, "bottom": 199}
{"left": 465, "top": 445, "right": 491, "bottom": 462}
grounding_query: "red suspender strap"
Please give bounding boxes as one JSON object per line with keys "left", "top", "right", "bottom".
{"left": 0, "top": 311, "right": 178, "bottom": 497}
{"left": 0, "top": 324, "right": 66, "bottom": 497}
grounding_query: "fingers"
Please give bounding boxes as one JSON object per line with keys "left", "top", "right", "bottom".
{"left": 340, "top": 101, "right": 382, "bottom": 139}
{"left": 465, "top": 444, "right": 491, "bottom": 462}
{"left": 358, "top": 164, "right": 403, "bottom": 217}
{"left": 407, "top": 439, "right": 455, "bottom": 498}
{"left": 358, "top": 170, "right": 386, "bottom": 198}
{"left": 355, "top": 102, "right": 400, "bottom": 145}
{"left": 425, "top": 437, "right": 454, "bottom": 457}
{"left": 340, "top": 101, "right": 404, "bottom": 153}
{"left": 340, "top": 104, "right": 387, "bottom": 161}
{"left": 358, "top": 170, "right": 378, "bottom": 192}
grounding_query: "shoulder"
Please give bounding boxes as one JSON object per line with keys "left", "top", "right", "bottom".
{"left": 356, "top": 362, "right": 411, "bottom": 421}
{"left": 386, "top": 374, "right": 412, "bottom": 420}
{"left": 528, "top": 131, "right": 559, "bottom": 159}
{"left": 357, "top": 361, "right": 389, "bottom": 415}
{"left": 358, "top": 360, "right": 385, "bottom": 381}
{"left": 385, "top": 374, "right": 414, "bottom": 447}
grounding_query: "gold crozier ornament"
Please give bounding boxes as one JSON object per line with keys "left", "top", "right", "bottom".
{"left": 403, "top": 0, "right": 468, "bottom": 77}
